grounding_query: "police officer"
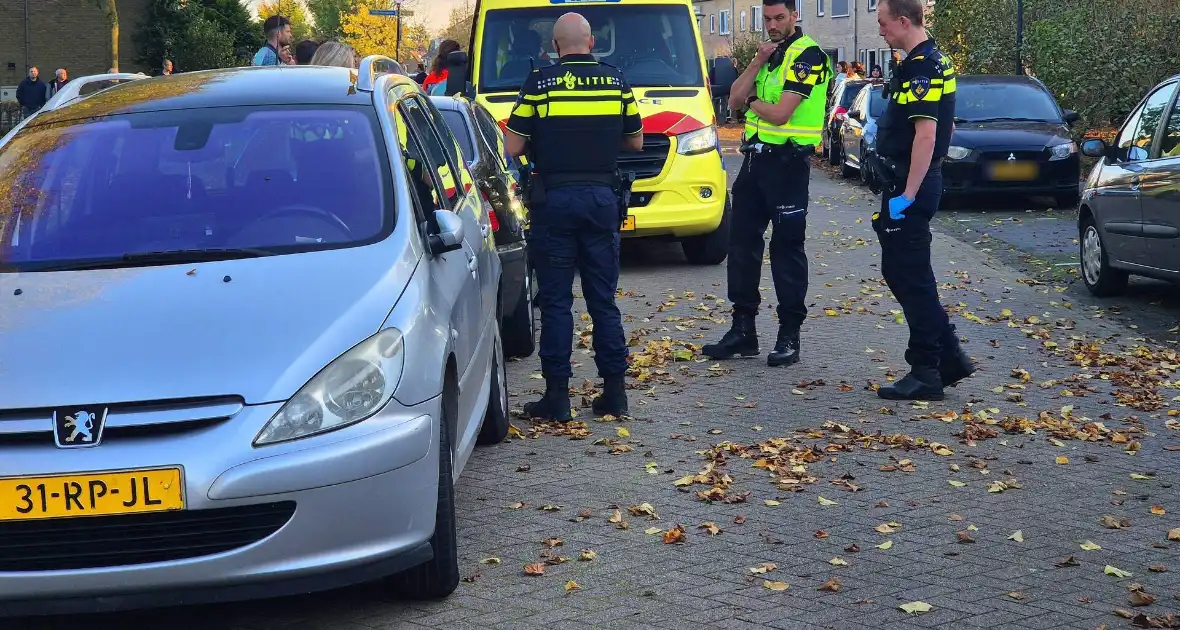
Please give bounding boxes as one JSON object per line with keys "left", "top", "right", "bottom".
{"left": 503, "top": 12, "right": 643, "bottom": 422}
{"left": 871, "top": 0, "right": 975, "bottom": 400}
{"left": 703, "top": 0, "right": 830, "bottom": 368}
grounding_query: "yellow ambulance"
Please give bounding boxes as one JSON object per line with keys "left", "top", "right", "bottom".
{"left": 465, "top": 0, "right": 732, "bottom": 265}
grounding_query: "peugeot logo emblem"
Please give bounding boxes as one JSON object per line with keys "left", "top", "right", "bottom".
{"left": 1008, "top": 153, "right": 1016, "bottom": 161}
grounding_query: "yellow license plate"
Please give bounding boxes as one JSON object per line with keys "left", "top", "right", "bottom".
{"left": 621, "top": 215, "right": 636, "bottom": 231}
{"left": 0, "top": 468, "right": 185, "bottom": 522}
{"left": 988, "top": 161, "right": 1039, "bottom": 181}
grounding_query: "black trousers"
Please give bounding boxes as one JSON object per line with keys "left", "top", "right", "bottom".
{"left": 727, "top": 150, "right": 810, "bottom": 329}
{"left": 871, "top": 167, "right": 957, "bottom": 368}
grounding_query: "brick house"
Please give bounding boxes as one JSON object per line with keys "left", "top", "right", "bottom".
{"left": 0, "top": 0, "right": 153, "bottom": 89}
{"left": 694, "top": 0, "right": 934, "bottom": 71}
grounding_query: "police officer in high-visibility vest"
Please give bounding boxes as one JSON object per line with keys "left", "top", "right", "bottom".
{"left": 503, "top": 12, "right": 643, "bottom": 422}
{"left": 703, "top": 0, "right": 830, "bottom": 368}
{"left": 871, "top": 0, "right": 975, "bottom": 401}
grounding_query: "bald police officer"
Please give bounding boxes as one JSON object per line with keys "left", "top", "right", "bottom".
{"left": 703, "top": 0, "right": 830, "bottom": 368}
{"left": 504, "top": 12, "right": 643, "bottom": 422}
{"left": 872, "top": 0, "right": 976, "bottom": 400}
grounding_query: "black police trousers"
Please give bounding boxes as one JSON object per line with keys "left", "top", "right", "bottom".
{"left": 727, "top": 150, "right": 809, "bottom": 329}
{"left": 529, "top": 185, "right": 629, "bottom": 379}
{"left": 871, "top": 166, "right": 957, "bottom": 368}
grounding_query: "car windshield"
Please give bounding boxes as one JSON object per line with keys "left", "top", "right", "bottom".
{"left": 840, "top": 82, "right": 869, "bottom": 108}
{"left": 867, "top": 86, "right": 888, "bottom": 118}
{"left": 479, "top": 5, "right": 704, "bottom": 92}
{"left": 0, "top": 106, "right": 390, "bottom": 272}
{"left": 955, "top": 82, "right": 1062, "bottom": 122}
{"left": 439, "top": 109, "right": 476, "bottom": 163}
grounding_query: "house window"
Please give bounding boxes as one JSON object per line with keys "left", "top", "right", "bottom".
{"left": 710, "top": 13, "right": 717, "bottom": 34}
{"left": 739, "top": 9, "right": 746, "bottom": 31}
{"left": 818, "top": 0, "right": 825, "bottom": 16}
{"left": 719, "top": 9, "right": 731, "bottom": 35}
{"left": 831, "top": 0, "right": 850, "bottom": 16}
{"left": 868, "top": 0, "right": 878, "bottom": 10}
{"left": 751, "top": 5, "right": 763, "bottom": 33}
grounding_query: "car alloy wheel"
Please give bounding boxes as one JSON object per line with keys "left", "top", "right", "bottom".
{"left": 1079, "top": 219, "right": 1128, "bottom": 297}
{"left": 1081, "top": 226, "right": 1103, "bottom": 287}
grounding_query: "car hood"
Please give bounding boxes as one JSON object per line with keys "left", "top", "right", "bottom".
{"left": 0, "top": 246, "right": 416, "bottom": 410}
{"left": 952, "top": 120, "right": 1072, "bottom": 149}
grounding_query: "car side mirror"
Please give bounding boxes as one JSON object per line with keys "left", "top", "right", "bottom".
{"left": 710, "top": 57, "right": 738, "bottom": 97}
{"left": 1063, "top": 109, "right": 1080, "bottom": 125}
{"left": 445, "top": 51, "right": 472, "bottom": 98}
{"left": 429, "top": 209, "right": 465, "bottom": 255}
{"left": 1080, "top": 138, "right": 1107, "bottom": 158}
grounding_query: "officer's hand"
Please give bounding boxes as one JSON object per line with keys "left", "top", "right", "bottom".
{"left": 754, "top": 43, "right": 777, "bottom": 66}
{"left": 888, "top": 195, "right": 914, "bottom": 220}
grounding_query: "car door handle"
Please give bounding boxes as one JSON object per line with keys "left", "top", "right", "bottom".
{"left": 467, "top": 255, "right": 478, "bottom": 273}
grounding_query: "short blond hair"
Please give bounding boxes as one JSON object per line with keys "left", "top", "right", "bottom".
{"left": 310, "top": 41, "right": 360, "bottom": 69}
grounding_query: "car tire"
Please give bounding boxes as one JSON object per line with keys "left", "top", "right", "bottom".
{"left": 682, "top": 194, "right": 731, "bottom": 265}
{"left": 477, "top": 332, "right": 509, "bottom": 445}
{"left": 828, "top": 139, "right": 841, "bottom": 166}
{"left": 502, "top": 263, "right": 536, "bottom": 359}
{"left": 841, "top": 155, "right": 858, "bottom": 178}
{"left": 1079, "top": 217, "right": 1129, "bottom": 297}
{"left": 859, "top": 149, "right": 872, "bottom": 187}
{"left": 392, "top": 374, "right": 460, "bottom": 600}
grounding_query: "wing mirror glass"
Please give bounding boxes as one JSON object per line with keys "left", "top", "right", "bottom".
{"left": 1080, "top": 138, "right": 1107, "bottom": 158}
{"left": 430, "top": 209, "right": 465, "bottom": 255}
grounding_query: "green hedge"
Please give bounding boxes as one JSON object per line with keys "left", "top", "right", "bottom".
{"left": 931, "top": 0, "right": 1180, "bottom": 130}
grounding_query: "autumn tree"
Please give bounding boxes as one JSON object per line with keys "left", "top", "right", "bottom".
{"left": 307, "top": 0, "right": 358, "bottom": 40}
{"left": 256, "top": 0, "right": 313, "bottom": 43}
{"left": 439, "top": 0, "right": 474, "bottom": 50}
{"left": 341, "top": 3, "right": 428, "bottom": 64}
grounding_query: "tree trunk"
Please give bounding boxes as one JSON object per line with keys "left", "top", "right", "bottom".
{"left": 94, "top": 0, "right": 119, "bottom": 71}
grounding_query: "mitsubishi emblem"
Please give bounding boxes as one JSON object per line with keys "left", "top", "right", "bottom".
{"left": 1008, "top": 153, "right": 1016, "bottom": 161}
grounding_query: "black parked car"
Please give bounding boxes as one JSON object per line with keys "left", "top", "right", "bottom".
{"left": 1076, "top": 74, "right": 1180, "bottom": 296}
{"left": 942, "top": 75, "right": 1082, "bottom": 207}
{"left": 431, "top": 95, "right": 536, "bottom": 358}
{"left": 823, "top": 79, "right": 877, "bottom": 166}
{"left": 839, "top": 82, "right": 889, "bottom": 182}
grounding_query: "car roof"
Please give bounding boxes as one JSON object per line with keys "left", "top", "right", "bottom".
{"left": 956, "top": 74, "right": 1044, "bottom": 86}
{"left": 428, "top": 95, "right": 471, "bottom": 113}
{"left": 30, "top": 66, "right": 421, "bottom": 126}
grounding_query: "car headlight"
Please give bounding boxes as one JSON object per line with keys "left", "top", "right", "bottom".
{"left": 254, "top": 328, "right": 406, "bottom": 446}
{"left": 946, "top": 145, "right": 972, "bottom": 161}
{"left": 676, "top": 125, "right": 718, "bottom": 156}
{"left": 1048, "top": 141, "right": 1078, "bottom": 161}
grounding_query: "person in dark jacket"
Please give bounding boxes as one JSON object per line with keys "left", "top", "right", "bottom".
{"left": 16, "top": 67, "right": 48, "bottom": 119}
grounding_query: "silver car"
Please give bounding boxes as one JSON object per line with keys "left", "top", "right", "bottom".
{"left": 0, "top": 57, "right": 507, "bottom": 614}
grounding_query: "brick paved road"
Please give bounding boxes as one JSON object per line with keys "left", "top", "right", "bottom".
{"left": 21, "top": 166, "right": 1180, "bottom": 630}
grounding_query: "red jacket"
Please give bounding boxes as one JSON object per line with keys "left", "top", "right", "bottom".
{"left": 422, "top": 69, "right": 448, "bottom": 90}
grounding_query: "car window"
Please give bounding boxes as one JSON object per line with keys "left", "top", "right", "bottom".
{"left": 472, "top": 105, "right": 510, "bottom": 171}
{"left": 868, "top": 86, "right": 888, "bottom": 118}
{"left": 439, "top": 109, "right": 476, "bottom": 164}
{"left": 1161, "top": 92, "right": 1180, "bottom": 158}
{"left": 418, "top": 96, "right": 477, "bottom": 200}
{"left": 955, "top": 82, "right": 1061, "bottom": 122}
{"left": 840, "top": 83, "right": 868, "bottom": 108}
{"left": 1122, "top": 83, "right": 1177, "bottom": 161}
{"left": 400, "top": 97, "right": 459, "bottom": 209}
{"left": 0, "top": 106, "right": 389, "bottom": 271}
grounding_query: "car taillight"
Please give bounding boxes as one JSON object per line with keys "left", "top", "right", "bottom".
{"left": 479, "top": 186, "right": 501, "bottom": 232}
{"left": 834, "top": 107, "right": 848, "bottom": 121}
{"left": 489, "top": 209, "right": 500, "bottom": 232}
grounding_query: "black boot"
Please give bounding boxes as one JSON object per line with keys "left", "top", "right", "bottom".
{"left": 940, "top": 325, "right": 977, "bottom": 387}
{"left": 878, "top": 367, "right": 944, "bottom": 401}
{"left": 591, "top": 375, "right": 629, "bottom": 417}
{"left": 523, "top": 378, "right": 572, "bottom": 422}
{"left": 767, "top": 326, "right": 801, "bottom": 367}
{"left": 702, "top": 312, "right": 759, "bottom": 359}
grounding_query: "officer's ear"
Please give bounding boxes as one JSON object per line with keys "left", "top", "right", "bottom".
{"left": 589, "top": 34, "right": 595, "bottom": 51}
{"left": 552, "top": 39, "right": 560, "bottom": 57}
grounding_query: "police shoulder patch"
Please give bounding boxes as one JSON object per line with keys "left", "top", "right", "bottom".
{"left": 909, "top": 75, "right": 931, "bottom": 98}
{"left": 792, "top": 61, "right": 811, "bottom": 81}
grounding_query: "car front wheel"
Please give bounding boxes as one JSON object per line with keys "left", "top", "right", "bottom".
{"left": 1080, "top": 218, "right": 1129, "bottom": 297}
{"left": 477, "top": 331, "right": 509, "bottom": 445}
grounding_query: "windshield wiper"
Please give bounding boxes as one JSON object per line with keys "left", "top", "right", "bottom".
{"left": 25, "top": 248, "right": 274, "bottom": 272}
{"left": 961, "top": 117, "right": 1053, "bottom": 123}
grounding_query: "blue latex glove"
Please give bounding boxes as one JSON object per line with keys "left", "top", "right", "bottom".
{"left": 888, "top": 194, "right": 914, "bottom": 220}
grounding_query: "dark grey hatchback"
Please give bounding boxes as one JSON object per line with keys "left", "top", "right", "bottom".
{"left": 1077, "top": 75, "right": 1180, "bottom": 296}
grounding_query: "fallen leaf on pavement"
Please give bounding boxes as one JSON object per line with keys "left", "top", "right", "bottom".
{"left": 663, "top": 524, "right": 686, "bottom": 544}
{"left": 699, "top": 521, "right": 722, "bottom": 536}
{"left": 734, "top": 514, "right": 747, "bottom": 524}
{"left": 1102, "top": 515, "right": 1132, "bottom": 529}
{"left": 1056, "top": 556, "right": 1080, "bottom": 567}
{"left": 764, "top": 499, "right": 781, "bottom": 506}
{"left": 875, "top": 523, "right": 897, "bottom": 534}
{"left": 1169, "top": 528, "right": 1180, "bottom": 541}
{"left": 608, "top": 509, "right": 624, "bottom": 523}
{"left": 829, "top": 557, "right": 849, "bottom": 566}
{"left": 763, "top": 580, "right": 790, "bottom": 591}
{"left": 1008, "top": 530, "right": 1025, "bottom": 542}
{"left": 644, "top": 527, "right": 662, "bottom": 535}
{"left": 1151, "top": 506, "right": 1166, "bottom": 516}
{"left": 876, "top": 540, "right": 893, "bottom": 550}
{"left": 818, "top": 577, "right": 842, "bottom": 592}
{"left": 480, "top": 557, "right": 501, "bottom": 565}
{"left": 543, "top": 538, "right": 563, "bottom": 548}
{"left": 1115, "top": 609, "right": 1136, "bottom": 619}
{"left": 578, "top": 549, "right": 597, "bottom": 561}
{"left": 1130, "top": 473, "right": 1155, "bottom": 480}
{"left": 1148, "top": 565, "right": 1167, "bottom": 573}
{"left": 1056, "top": 456, "right": 1070, "bottom": 465}
{"left": 1006, "top": 591, "right": 1027, "bottom": 600}
{"left": 749, "top": 562, "right": 777, "bottom": 574}
{"left": 1081, "top": 540, "right": 1102, "bottom": 551}
{"left": 629, "top": 503, "right": 659, "bottom": 519}
{"left": 1129, "top": 591, "right": 1157, "bottom": 607}
{"left": 507, "top": 502, "right": 526, "bottom": 509}
{"left": 538, "top": 504, "right": 562, "bottom": 512}
{"left": 524, "top": 563, "right": 545, "bottom": 576}
{"left": 1105, "top": 565, "right": 1133, "bottom": 578}
{"left": 845, "top": 543, "right": 860, "bottom": 552}
{"left": 898, "top": 601, "right": 932, "bottom": 614}
{"left": 818, "top": 496, "right": 839, "bottom": 506}
{"left": 948, "top": 480, "right": 967, "bottom": 487}
{"left": 815, "top": 530, "right": 830, "bottom": 539}
{"left": 957, "top": 531, "right": 976, "bottom": 544}
{"left": 565, "top": 580, "right": 581, "bottom": 591}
